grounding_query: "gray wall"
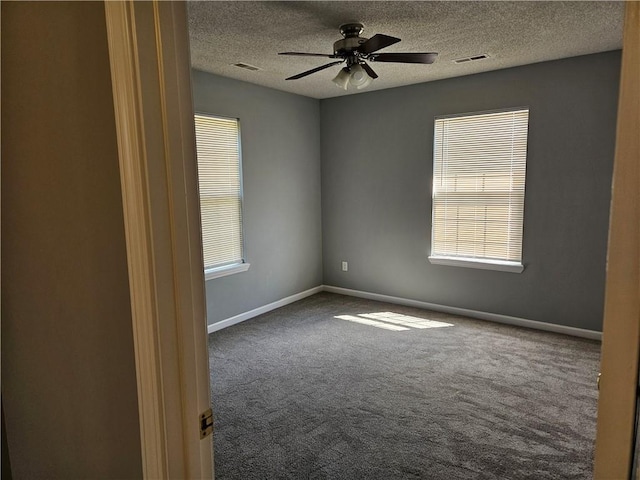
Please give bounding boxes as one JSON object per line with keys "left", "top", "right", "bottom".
{"left": 192, "top": 71, "right": 323, "bottom": 326}
{"left": 1, "top": 2, "right": 143, "bottom": 477}
{"left": 321, "top": 51, "right": 620, "bottom": 332}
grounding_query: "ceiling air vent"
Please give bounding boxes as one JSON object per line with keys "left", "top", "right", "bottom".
{"left": 453, "top": 54, "right": 489, "bottom": 64}
{"left": 233, "top": 62, "right": 261, "bottom": 71}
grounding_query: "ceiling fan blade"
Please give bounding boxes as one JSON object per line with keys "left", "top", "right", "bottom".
{"left": 361, "top": 62, "right": 378, "bottom": 79}
{"left": 285, "top": 60, "right": 344, "bottom": 80}
{"left": 368, "top": 52, "right": 438, "bottom": 64}
{"left": 357, "top": 34, "right": 401, "bottom": 55}
{"left": 279, "top": 52, "right": 336, "bottom": 58}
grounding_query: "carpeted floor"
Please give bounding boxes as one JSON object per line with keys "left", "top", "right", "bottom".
{"left": 208, "top": 292, "right": 600, "bottom": 479}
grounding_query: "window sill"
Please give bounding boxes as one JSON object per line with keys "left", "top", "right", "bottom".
{"left": 428, "top": 256, "right": 524, "bottom": 273}
{"left": 204, "top": 262, "right": 250, "bottom": 281}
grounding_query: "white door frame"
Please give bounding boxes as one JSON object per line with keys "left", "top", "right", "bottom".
{"left": 104, "top": 1, "right": 213, "bottom": 478}
{"left": 594, "top": 2, "right": 640, "bottom": 478}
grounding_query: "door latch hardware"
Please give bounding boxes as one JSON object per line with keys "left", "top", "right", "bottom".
{"left": 200, "top": 408, "right": 213, "bottom": 439}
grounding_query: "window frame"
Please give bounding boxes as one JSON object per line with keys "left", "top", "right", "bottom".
{"left": 194, "top": 112, "right": 249, "bottom": 280}
{"left": 428, "top": 107, "right": 530, "bottom": 273}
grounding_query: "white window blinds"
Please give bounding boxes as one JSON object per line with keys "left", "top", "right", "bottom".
{"left": 194, "top": 114, "right": 244, "bottom": 271}
{"left": 431, "top": 108, "right": 529, "bottom": 265}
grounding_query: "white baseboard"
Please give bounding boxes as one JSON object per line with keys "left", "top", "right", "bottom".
{"left": 322, "top": 285, "right": 602, "bottom": 341}
{"left": 207, "top": 284, "right": 602, "bottom": 341}
{"left": 207, "top": 286, "right": 323, "bottom": 334}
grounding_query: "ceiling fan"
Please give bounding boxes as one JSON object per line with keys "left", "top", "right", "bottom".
{"left": 279, "top": 23, "right": 438, "bottom": 90}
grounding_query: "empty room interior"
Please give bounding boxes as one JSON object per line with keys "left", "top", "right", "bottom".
{"left": 188, "top": 1, "right": 624, "bottom": 479}
{"left": 2, "top": 1, "right": 638, "bottom": 479}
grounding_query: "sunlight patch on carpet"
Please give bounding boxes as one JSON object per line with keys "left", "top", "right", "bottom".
{"left": 334, "top": 314, "right": 409, "bottom": 331}
{"left": 334, "top": 312, "right": 454, "bottom": 331}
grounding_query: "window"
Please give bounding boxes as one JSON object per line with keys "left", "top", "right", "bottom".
{"left": 194, "top": 113, "right": 249, "bottom": 280}
{"left": 430, "top": 108, "right": 529, "bottom": 273}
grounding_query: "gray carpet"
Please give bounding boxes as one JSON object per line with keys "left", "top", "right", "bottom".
{"left": 208, "top": 292, "right": 600, "bottom": 479}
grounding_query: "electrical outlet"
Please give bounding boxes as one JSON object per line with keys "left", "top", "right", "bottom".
{"left": 341, "top": 261, "right": 348, "bottom": 272}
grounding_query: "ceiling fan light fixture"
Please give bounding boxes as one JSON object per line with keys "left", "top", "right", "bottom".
{"left": 332, "top": 67, "right": 351, "bottom": 90}
{"left": 349, "top": 64, "right": 373, "bottom": 89}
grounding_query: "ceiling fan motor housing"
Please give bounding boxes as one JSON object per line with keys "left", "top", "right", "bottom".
{"left": 333, "top": 37, "right": 368, "bottom": 56}
{"left": 334, "top": 22, "right": 368, "bottom": 56}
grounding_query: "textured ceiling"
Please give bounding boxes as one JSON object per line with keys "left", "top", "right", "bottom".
{"left": 188, "top": 1, "right": 624, "bottom": 99}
